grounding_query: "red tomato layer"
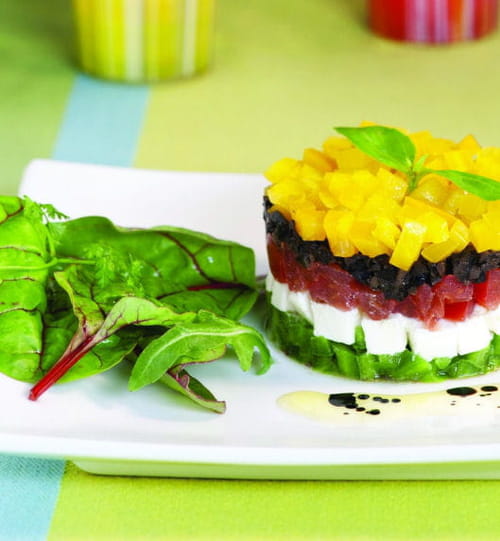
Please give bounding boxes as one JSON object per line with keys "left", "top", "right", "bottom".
{"left": 267, "top": 237, "right": 500, "bottom": 329}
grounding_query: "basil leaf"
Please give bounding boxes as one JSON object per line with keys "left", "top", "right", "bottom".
{"left": 335, "top": 125, "right": 415, "bottom": 174}
{"left": 431, "top": 169, "right": 500, "bottom": 201}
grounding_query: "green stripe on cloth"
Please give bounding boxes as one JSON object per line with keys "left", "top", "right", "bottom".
{"left": 48, "top": 463, "right": 500, "bottom": 541}
{"left": 0, "top": 0, "right": 75, "bottom": 194}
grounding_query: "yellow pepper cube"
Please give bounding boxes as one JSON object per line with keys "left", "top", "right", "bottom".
{"left": 265, "top": 158, "right": 301, "bottom": 184}
{"left": 390, "top": 220, "right": 426, "bottom": 270}
{"left": 470, "top": 219, "right": 500, "bottom": 252}
{"left": 324, "top": 210, "right": 357, "bottom": 257}
{"left": 442, "top": 188, "right": 465, "bottom": 215}
{"left": 334, "top": 148, "right": 377, "bottom": 172}
{"left": 420, "top": 211, "right": 449, "bottom": 243}
{"left": 266, "top": 180, "right": 306, "bottom": 209}
{"left": 377, "top": 168, "right": 408, "bottom": 202}
{"left": 411, "top": 174, "right": 450, "bottom": 207}
{"left": 325, "top": 172, "right": 357, "bottom": 209}
{"left": 373, "top": 217, "right": 401, "bottom": 250}
{"left": 302, "top": 148, "right": 336, "bottom": 173}
{"left": 293, "top": 208, "right": 327, "bottom": 241}
{"left": 458, "top": 134, "right": 481, "bottom": 153}
{"left": 457, "top": 194, "right": 487, "bottom": 223}
{"left": 475, "top": 148, "right": 500, "bottom": 181}
{"left": 443, "top": 150, "right": 469, "bottom": 171}
{"left": 349, "top": 220, "right": 389, "bottom": 257}
{"left": 421, "top": 238, "right": 459, "bottom": 263}
{"left": 357, "top": 194, "right": 399, "bottom": 223}
{"left": 322, "top": 136, "right": 353, "bottom": 160}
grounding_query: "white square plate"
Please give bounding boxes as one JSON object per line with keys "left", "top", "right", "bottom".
{"left": 0, "top": 159, "right": 498, "bottom": 480}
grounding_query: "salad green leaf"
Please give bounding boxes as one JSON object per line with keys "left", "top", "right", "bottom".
{"left": 129, "top": 310, "right": 270, "bottom": 391}
{"left": 0, "top": 196, "right": 270, "bottom": 412}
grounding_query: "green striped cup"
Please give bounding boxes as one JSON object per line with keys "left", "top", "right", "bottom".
{"left": 72, "top": 0, "right": 215, "bottom": 82}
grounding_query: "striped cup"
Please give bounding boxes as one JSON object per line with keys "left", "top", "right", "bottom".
{"left": 369, "top": 0, "right": 498, "bottom": 43}
{"left": 72, "top": 0, "right": 215, "bottom": 82}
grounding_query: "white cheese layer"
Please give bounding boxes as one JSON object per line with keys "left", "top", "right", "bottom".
{"left": 266, "top": 274, "right": 500, "bottom": 361}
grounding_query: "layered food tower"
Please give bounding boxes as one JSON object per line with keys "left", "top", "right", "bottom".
{"left": 264, "top": 125, "right": 500, "bottom": 381}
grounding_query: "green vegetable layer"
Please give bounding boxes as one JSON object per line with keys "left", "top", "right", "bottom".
{"left": 266, "top": 299, "right": 500, "bottom": 382}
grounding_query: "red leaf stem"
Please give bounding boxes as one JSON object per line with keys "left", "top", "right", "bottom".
{"left": 29, "top": 337, "right": 94, "bottom": 401}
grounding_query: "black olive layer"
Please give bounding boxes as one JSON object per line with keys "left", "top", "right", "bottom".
{"left": 264, "top": 197, "right": 500, "bottom": 301}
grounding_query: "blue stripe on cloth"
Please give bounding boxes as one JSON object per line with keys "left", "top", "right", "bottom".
{"left": 0, "top": 74, "right": 149, "bottom": 541}
{"left": 52, "top": 74, "right": 149, "bottom": 165}
{"left": 0, "top": 457, "right": 65, "bottom": 541}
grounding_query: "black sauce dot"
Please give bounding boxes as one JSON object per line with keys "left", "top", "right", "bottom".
{"left": 481, "top": 385, "right": 498, "bottom": 392}
{"left": 356, "top": 407, "right": 366, "bottom": 412}
{"left": 446, "top": 386, "right": 477, "bottom": 397}
{"left": 329, "top": 393, "right": 358, "bottom": 409}
{"left": 366, "top": 409, "right": 381, "bottom": 415}
{"left": 343, "top": 412, "right": 349, "bottom": 415}
{"left": 358, "top": 394, "right": 370, "bottom": 400}
{"left": 480, "top": 393, "right": 491, "bottom": 397}
{"left": 391, "top": 398, "right": 401, "bottom": 403}
{"left": 373, "top": 396, "right": 383, "bottom": 402}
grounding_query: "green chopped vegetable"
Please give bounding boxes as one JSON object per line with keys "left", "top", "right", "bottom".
{"left": 266, "top": 299, "right": 500, "bottom": 382}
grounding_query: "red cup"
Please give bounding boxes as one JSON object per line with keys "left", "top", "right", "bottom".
{"left": 369, "top": 0, "right": 498, "bottom": 43}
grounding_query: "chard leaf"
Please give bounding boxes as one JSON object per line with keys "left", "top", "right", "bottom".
{"left": 48, "top": 218, "right": 258, "bottom": 299}
{"left": 335, "top": 125, "right": 415, "bottom": 174}
{"left": 159, "top": 287, "right": 258, "bottom": 321}
{"left": 160, "top": 366, "right": 226, "bottom": 413}
{"left": 0, "top": 197, "right": 53, "bottom": 382}
{"left": 128, "top": 311, "right": 271, "bottom": 391}
{"left": 432, "top": 169, "right": 500, "bottom": 201}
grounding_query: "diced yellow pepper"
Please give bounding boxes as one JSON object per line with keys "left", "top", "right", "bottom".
{"left": 442, "top": 188, "right": 465, "bottom": 215}
{"left": 324, "top": 210, "right": 357, "bottom": 257}
{"left": 376, "top": 168, "right": 408, "bottom": 202}
{"left": 443, "top": 150, "right": 469, "bottom": 171}
{"left": 390, "top": 221, "right": 426, "bottom": 270}
{"left": 326, "top": 172, "right": 365, "bottom": 210}
{"left": 264, "top": 124, "right": 500, "bottom": 269}
{"left": 470, "top": 218, "right": 500, "bottom": 251}
{"left": 302, "top": 148, "right": 336, "bottom": 173}
{"left": 334, "top": 148, "right": 377, "bottom": 172}
{"left": 293, "top": 208, "right": 326, "bottom": 241}
{"left": 419, "top": 211, "right": 449, "bottom": 243}
{"left": 458, "top": 134, "right": 481, "bottom": 153}
{"left": 266, "top": 180, "right": 305, "bottom": 209}
{"left": 457, "top": 194, "right": 487, "bottom": 223}
{"left": 357, "top": 193, "right": 399, "bottom": 222}
{"left": 411, "top": 174, "right": 450, "bottom": 207}
{"left": 421, "top": 220, "right": 469, "bottom": 263}
{"left": 322, "top": 136, "right": 353, "bottom": 157}
{"left": 265, "top": 158, "right": 301, "bottom": 184}
{"left": 373, "top": 217, "right": 401, "bottom": 250}
{"left": 474, "top": 148, "right": 500, "bottom": 181}
{"left": 349, "top": 220, "right": 389, "bottom": 257}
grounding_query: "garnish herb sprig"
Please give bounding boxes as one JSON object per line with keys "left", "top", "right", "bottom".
{"left": 335, "top": 125, "right": 500, "bottom": 201}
